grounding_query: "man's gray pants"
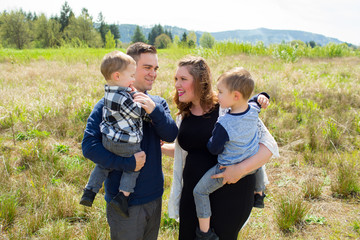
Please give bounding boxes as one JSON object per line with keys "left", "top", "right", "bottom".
{"left": 106, "top": 197, "right": 162, "bottom": 240}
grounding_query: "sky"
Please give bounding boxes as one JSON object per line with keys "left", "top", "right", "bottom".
{"left": 2, "top": 0, "right": 360, "bottom": 45}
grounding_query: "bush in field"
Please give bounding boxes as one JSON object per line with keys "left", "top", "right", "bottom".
{"left": 199, "top": 32, "right": 215, "bottom": 48}
{"left": 0, "top": 10, "right": 31, "bottom": 49}
{"left": 275, "top": 193, "right": 311, "bottom": 232}
{"left": 211, "top": 41, "right": 359, "bottom": 60}
{"left": 105, "top": 30, "right": 116, "bottom": 49}
{"left": 303, "top": 176, "right": 323, "bottom": 199}
{"left": 155, "top": 34, "right": 172, "bottom": 49}
{"left": 331, "top": 154, "right": 360, "bottom": 198}
{"left": 270, "top": 43, "right": 303, "bottom": 62}
{"left": 0, "top": 194, "right": 17, "bottom": 229}
{"left": 322, "top": 118, "right": 341, "bottom": 149}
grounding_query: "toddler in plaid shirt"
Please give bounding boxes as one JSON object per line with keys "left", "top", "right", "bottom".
{"left": 80, "top": 51, "right": 147, "bottom": 217}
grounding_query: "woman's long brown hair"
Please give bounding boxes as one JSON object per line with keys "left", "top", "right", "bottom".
{"left": 174, "top": 56, "right": 217, "bottom": 117}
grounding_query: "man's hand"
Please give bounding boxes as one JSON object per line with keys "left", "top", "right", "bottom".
{"left": 134, "top": 151, "right": 146, "bottom": 171}
{"left": 133, "top": 92, "right": 156, "bottom": 114}
{"left": 257, "top": 94, "right": 270, "bottom": 109}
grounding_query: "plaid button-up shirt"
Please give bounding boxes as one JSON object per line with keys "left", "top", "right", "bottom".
{"left": 100, "top": 85, "right": 149, "bottom": 144}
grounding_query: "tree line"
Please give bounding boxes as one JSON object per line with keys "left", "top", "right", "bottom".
{"left": 0, "top": 1, "right": 215, "bottom": 49}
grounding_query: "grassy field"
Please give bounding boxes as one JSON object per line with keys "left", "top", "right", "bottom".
{"left": 0, "top": 47, "right": 360, "bottom": 239}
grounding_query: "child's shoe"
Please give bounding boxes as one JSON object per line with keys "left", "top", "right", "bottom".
{"left": 80, "top": 188, "right": 96, "bottom": 207}
{"left": 109, "top": 192, "right": 129, "bottom": 218}
{"left": 254, "top": 192, "right": 266, "bottom": 208}
{"left": 194, "top": 227, "right": 219, "bottom": 240}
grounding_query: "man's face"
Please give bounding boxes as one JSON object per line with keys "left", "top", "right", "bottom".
{"left": 133, "top": 53, "right": 159, "bottom": 92}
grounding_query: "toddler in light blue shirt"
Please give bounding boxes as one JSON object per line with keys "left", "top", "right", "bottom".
{"left": 193, "top": 67, "right": 268, "bottom": 239}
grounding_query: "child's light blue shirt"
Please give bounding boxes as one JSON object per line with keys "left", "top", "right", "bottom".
{"left": 207, "top": 103, "right": 260, "bottom": 166}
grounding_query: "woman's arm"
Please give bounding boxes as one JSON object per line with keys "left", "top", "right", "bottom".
{"left": 212, "top": 144, "right": 272, "bottom": 184}
{"left": 212, "top": 118, "right": 279, "bottom": 184}
{"left": 161, "top": 143, "right": 175, "bottom": 158}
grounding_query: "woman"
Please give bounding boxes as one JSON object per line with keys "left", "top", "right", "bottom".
{"left": 163, "top": 56, "right": 279, "bottom": 240}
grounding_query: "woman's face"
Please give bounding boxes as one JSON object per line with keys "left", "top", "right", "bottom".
{"left": 175, "top": 66, "right": 198, "bottom": 104}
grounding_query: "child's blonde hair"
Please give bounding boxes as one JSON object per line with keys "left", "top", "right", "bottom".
{"left": 100, "top": 51, "right": 135, "bottom": 80}
{"left": 218, "top": 67, "right": 255, "bottom": 100}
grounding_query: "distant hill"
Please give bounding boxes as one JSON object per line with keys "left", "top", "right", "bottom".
{"left": 209, "top": 28, "right": 342, "bottom": 46}
{"left": 117, "top": 24, "right": 343, "bottom": 46}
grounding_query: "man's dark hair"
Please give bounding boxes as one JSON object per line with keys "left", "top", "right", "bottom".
{"left": 126, "top": 42, "right": 157, "bottom": 63}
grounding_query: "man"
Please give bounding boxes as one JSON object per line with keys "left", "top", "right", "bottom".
{"left": 82, "top": 42, "right": 178, "bottom": 239}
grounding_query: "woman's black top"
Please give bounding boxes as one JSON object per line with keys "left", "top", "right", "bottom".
{"left": 178, "top": 105, "right": 256, "bottom": 240}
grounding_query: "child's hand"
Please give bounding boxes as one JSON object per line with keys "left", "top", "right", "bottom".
{"left": 129, "top": 84, "right": 137, "bottom": 93}
{"left": 257, "top": 94, "right": 270, "bottom": 109}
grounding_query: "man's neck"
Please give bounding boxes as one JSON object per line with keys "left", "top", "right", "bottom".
{"left": 133, "top": 83, "right": 146, "bottom": 93}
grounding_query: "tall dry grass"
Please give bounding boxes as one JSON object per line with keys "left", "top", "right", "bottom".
{"left": 0, "top": 48, "right": 359, "bottom": 239}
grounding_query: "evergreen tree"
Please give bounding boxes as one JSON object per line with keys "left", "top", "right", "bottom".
{"left": 308, "top": 40, "right": 316, "bottom": 48}
{"left": 96, "top": 12, "right": 109, "bottom": 46}
{"left": 179, "top": 32, "right": 188, "bottom": 48}
{"left": 109, "top": 24, "right": 120, "bottom": 39}
{"left": 148, "top": 24, "right": 164, "bottom": 45}
{"left": 131, "top": 25, "right": 147, "bottom": 43}
{"left": 26, "top": 12, "right": 37, "bottom": 21}
{"left": 164, "top": 29, "right": 173, "bottom": 41}
{"left": 188, "top": 40, "right": 196, "bottom": 48}
{"left": 59, "top": 1, "right": 73, "bottom": 32}
{"left": 81, "top": 8, "right": 91, "bottom": 19}
{"left": 181, "top": 32, "right": 187, "bottom": 42}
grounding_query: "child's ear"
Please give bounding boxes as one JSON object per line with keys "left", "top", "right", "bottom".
{"left": 112, "top": 71, "right": 120, "bottom": 80}
{"left": 233, "top": 91, "right": 242, "bottom": 101}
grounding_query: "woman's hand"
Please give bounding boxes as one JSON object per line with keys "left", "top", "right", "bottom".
{"left": 211, "top": 144, "right": 273, "bottom": 184}
{"left": 133, "top": 92, "right": 156, "bottom": 114}
{"left": 211, "top": 165, "right": 245, "bottom": 184}
{"left": 161, "top": 143, "right": 175, "bottom": 158}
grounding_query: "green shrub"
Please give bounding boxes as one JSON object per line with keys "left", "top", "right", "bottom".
{"left": 322, "top": 118, "right": 341, "bottom": 149}
{"left": 275, "top": 193, "right": 311, "bottom": 232}
{"left": 303, "top": 176, "right": 323, "bottom": 199}
{"left": 161, "top": 213, "right": 179, "bottom": 230}
{"left": 0, "top": 194, "right": 17, "bottom": 229}
{"left": 331, "top": 157, "right": 360, "bottom": 198}
{"left": 353, "top": 220, "right": 360, "bottom": 235}
{"left": 54, "top": 144, "right": 70, "bottom": 154}
{"left": 16, "top": 129, "right": 50, "bottom": 141}
{"left": 305, "top": 215, "right": 326, "bottom": 225}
